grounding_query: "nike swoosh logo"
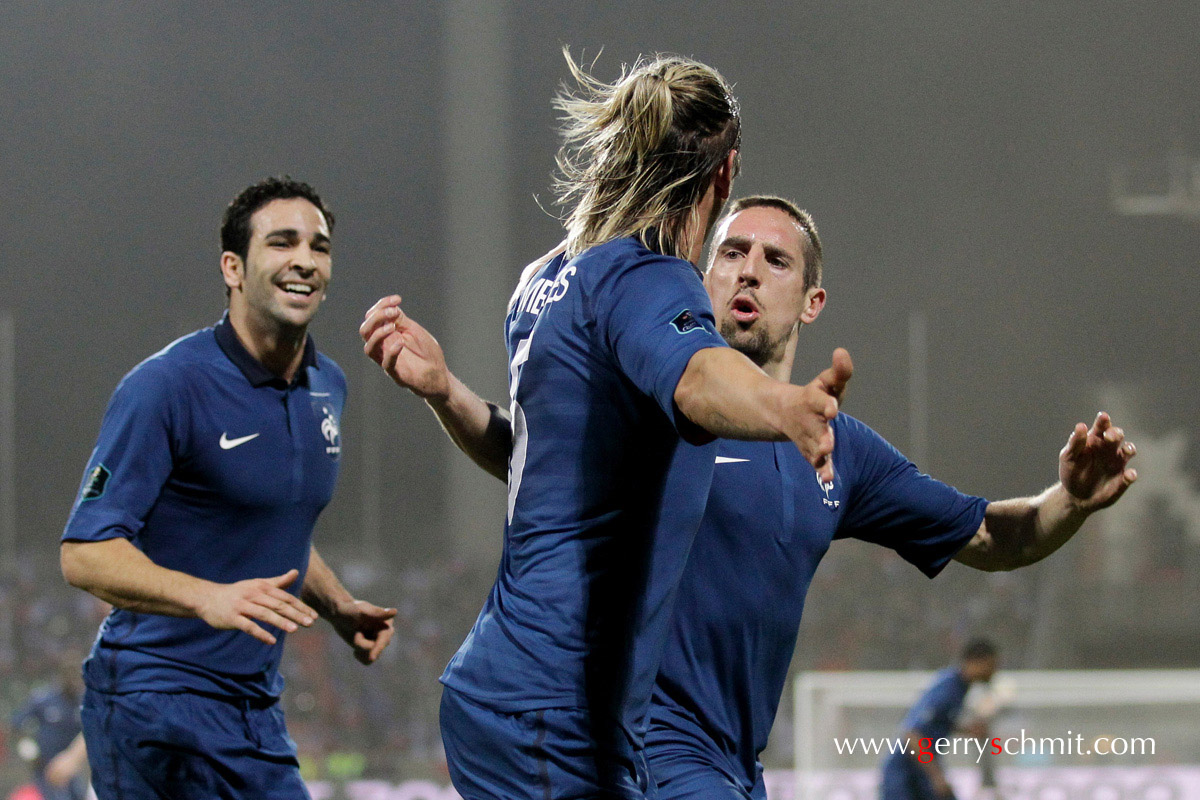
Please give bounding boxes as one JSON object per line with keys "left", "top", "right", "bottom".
{"left": 219, "top": 432, "right": 260, "bottom": 450}
{"left": 715, "top": 456, "right": 749, "bottom": 464}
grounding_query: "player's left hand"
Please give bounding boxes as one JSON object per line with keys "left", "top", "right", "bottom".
{"left": 1059, "top": 412, "right": 1138, "bottom": 512}
{"left": 330, "top": 599, "right": 397, "bottom": 665}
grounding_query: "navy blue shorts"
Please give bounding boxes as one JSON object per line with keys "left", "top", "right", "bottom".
{"left": 647, "top": 745, "right": 764, "bottom": 800}
{"left": 81, "top": 688, "right": 309, "bottom": 800}
{"left": 439, "top": 685, "right": 650, "bottom": 800}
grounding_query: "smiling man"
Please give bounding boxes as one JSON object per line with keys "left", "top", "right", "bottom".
{"left": 60, "top": 177, "right": 395, "bottom": 800}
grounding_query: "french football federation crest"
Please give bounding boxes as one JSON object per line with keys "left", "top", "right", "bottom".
{"left": 312, "top": 399, "right": 341, "bottom": 459}
{"left": 816, "top": 470, "right": 840, "bottom": 510}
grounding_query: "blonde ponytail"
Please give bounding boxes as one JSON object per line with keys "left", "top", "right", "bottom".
{"left": 553, "top": 49, "right": 741, "bottom": 260}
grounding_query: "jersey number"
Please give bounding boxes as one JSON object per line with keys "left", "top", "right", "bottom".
{"left": 506, "top": 336, "right": 532, "bottom": 522}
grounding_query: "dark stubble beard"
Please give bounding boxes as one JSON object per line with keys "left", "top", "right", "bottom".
{"left": 718, "top": 316, "right": 789, "bottom": 369}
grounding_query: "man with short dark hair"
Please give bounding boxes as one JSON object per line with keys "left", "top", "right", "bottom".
{"left": 61, "top": 177, "right": 396, "bottom": 800}
{"left": 882, "top": 640, "right": 1000, "bottom": 800}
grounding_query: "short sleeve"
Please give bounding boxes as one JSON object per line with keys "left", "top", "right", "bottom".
{"left": 902, "top": 672, "right": 966, "bottom": 737}
{"left": 909, "top": 685, "right": 953, "bottom": 736}
{"left": 593, "top": 253, "right": 728, "bottom": 431}
{"left": 61, "top": 361, "right": 180, "bottom": 543}
{"left": 836, "top": 416, "right": 987, "bottom": 578}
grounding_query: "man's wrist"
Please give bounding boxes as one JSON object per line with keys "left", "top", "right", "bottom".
{"left": 329, "top": 595, "right": 360, "bottom": 621}
{"left": 178, "top": 575, "right": 219, "bottom": 617}
{"left": 423, "top": 371, "right": 459, "bottom": 409}
{"left": 1055, "top": 481, "right": 1094, "bottom": 516}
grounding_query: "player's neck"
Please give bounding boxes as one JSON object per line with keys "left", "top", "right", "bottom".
{"left": 681, "top": 217, "right": 705, "bottom": 266}
{"left": 227, "top": 307, "right": 308, "bottom": 383}
{"left": 762, "top": 332, "right": 800, "bottom": 383}
{"left": 683, "top": 185, "right": 721, "bottom": 265}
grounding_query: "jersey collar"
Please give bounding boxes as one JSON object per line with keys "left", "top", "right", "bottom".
{"left": 213, "top": 312, "right": 319, "bottom": 388}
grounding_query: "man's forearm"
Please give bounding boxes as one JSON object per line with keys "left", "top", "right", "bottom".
{"left": 673, "top": 347, "right": 795, "bottom": 441}
{"left": 60, "top": 538, "right": 213, "bottom": 617}
{"left": 426, "top": 372, "right": 511, "bottom": 482}
{"left": 301, "top": 547, "right": 356, "bottom": 620}
{"left": 957, "top": 483, "right": 1089, "bottom": 572}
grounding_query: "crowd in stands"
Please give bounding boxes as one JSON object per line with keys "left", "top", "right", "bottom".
{"left": 0, "top": 527, "right": 1166, "bottom": 792}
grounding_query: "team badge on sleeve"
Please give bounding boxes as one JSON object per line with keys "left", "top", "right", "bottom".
{"left": 670, "top": 309, "right": 701, "bottom": 334}
{"left": 81, "top": 463, "right": 111, "bottom": 501}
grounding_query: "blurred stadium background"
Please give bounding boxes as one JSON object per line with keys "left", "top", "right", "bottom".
{"left": 1, "top": 2, "right": 1197, "bottom": 798}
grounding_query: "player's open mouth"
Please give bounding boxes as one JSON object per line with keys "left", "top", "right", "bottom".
{"left": 730, "top": 295, "right": 760, "bottom": 323}
{"left": 278, "top": 282, "right": 318, "bottom": 298}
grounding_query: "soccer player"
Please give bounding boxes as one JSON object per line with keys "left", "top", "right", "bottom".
{"left": 60, "top": 177, "right": 396, "bottom": 800}
{"left": 642, "top": 200, "right": 1133, "bottom": 800}
{"left": 362, "top": 194, "right": 1137, "bottom": 800}
{"left": 880, "top": 641, "right": 999, "bottom": 800}
{"left": 364, "top": 54, "right": 850, "bottom": 800}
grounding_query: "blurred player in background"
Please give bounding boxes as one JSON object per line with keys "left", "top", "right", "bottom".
{"left": 363, "top": 52, "right": 850, "bottom": 800}
{"left": 882, "top": 641, "right": 999, "bottom": 800}
{"left": 60, "top": 177, "right": 396, "bottom": 800}
{"left": 362, "top": 195, "right": 1137, "bottom": 800}
{"left": 10, "top": 655, "right": 87, "bottom": 800}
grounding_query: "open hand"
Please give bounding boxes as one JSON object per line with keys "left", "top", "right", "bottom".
{"left": 360, "top": 296, "right": 451, "bottom": 400}
{"left": 791, "top": 348, "right": 852, "bottom": 482}
{"left": 1060, "top": 412, "right": 1138, "bottom": 511}
{"left": 194, "top": 569, "right": 317, "bottom": 645}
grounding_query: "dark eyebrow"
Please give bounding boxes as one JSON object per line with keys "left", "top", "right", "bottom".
{"left": 264, "top": 228, "right": 332, "bottom": 248}
{"left": 717, "top": 234, "right": 754, "bottom": 251}
{"left": 760, "top": 243, "right": 793, "bottom": 266}
{"left": 717, "top": 235, "right": 794, "bottom": 266}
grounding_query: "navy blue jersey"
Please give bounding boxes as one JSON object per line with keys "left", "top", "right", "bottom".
{"left": 647, "top": 415, "right": 986, "bottom": 788}
{"left": 12, "top": 686, "right": 82, "bottom": 772}
{"left": 62, "top": 314, "right": 345, "bottom": 698}
{"left": 441, "top": 238, "right": 729, "bottom": 747}
{"left": 901, "top": 667, "right": 970, "bottom": 742}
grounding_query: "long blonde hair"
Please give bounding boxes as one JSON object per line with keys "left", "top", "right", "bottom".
{"left": 553, "top": 49, "right": 741, "bottom": 261}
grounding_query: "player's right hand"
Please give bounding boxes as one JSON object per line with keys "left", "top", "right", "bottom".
{"left": 359, "top": 295, "right": 451, "bottom": 401}
{"left": 788, "top": 348, "right": 853, "bottom": 483}
{"left": 194, "top": 569, "right": 317, "bottom": 645}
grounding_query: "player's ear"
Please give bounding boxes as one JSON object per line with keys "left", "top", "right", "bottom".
{"left": 713, "top": 149, "right": 737, "bottom": 201}
{"left": 800, "top": 287, "right": 826, "bottom": 325}
{"left": 220, "top": 251, "right": 244, "bottom": 294}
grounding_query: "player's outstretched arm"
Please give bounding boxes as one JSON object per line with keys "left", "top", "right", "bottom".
{"left": 954, "top": 412, "right": 1137, "bottom": 572}
{"left": 61, "top": 537, "right": 318, "bottom": 644}
{"left": 674, "top": 347, "right": 852, "bottom": 481}
{"left": 360, "top": 295, "right": 511, "bottom": 481}
{"left": 301, "top": 547, "right": 397, "bottom": 665}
